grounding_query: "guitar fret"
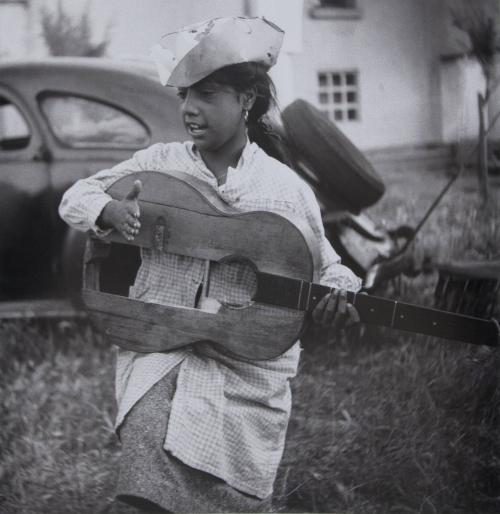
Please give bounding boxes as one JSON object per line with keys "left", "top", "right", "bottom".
{"left": 390, "top": 301, "right": 398, "bottom": 328}
{"left": 297, "top": 280, "right": 304, "bottom": 310}
{"left": 305, "top": 282, "right": 312, "bottom": 311}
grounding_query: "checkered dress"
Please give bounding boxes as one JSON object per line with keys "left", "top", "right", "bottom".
{"left": 59, "top": 140, "right": 361, "bottom": 498}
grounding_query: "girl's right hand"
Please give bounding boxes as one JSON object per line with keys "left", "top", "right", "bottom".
{"left": 99, "top": 180, "right": 142, "bottom": 241}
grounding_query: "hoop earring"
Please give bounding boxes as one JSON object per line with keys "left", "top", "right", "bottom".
{"left": 243, "top": 109, "right": 249, "bottom": 123}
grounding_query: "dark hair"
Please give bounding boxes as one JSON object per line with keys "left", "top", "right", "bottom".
{"left": 205, "top": 62, "right": 293, "bottom": 166}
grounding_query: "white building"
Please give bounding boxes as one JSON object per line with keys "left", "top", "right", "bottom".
{"left": 1, "top": 0, "right": 498, "bottom": 162}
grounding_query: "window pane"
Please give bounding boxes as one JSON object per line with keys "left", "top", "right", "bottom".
{"left": 0, "top": 97, "right": 31, "bottom": 151}
{"left": 41, "top": 95, "right": 150, "bottom": 148}
{"left": 320, "top": 0, "right": 356, "bottom": 7}
{"left": 333, "top": 92, "right": 343, "bottom": 103}
{"left": 345, "top": 72, "right": 357, "bottom": 86}
{"left": 317, "top": 69, "right": 360, "bottom": 123}
{"left": 318, "top": 73, "right": 328, "bottom": 86}
{"left": 347, "top": 91, "right": 357, "bottom": 103}
{"left": 319, "top": 92, "right": 329, "bottom": 104}
{"left": 334, "top": 110, "right": 343, "bottom": 121}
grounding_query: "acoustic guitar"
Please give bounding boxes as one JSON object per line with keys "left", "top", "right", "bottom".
{"left": 81, "top": 171, "right": 499, "bottom": 360}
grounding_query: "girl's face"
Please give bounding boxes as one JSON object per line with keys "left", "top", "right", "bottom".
{"left": 177, "top": 79, "right": 251, "bottom": 154}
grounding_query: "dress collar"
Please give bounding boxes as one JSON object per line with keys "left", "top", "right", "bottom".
{"left": 188, "top": 138, "right": 258, "bottom": 175}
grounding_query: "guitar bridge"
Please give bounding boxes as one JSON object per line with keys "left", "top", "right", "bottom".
{"left": 152, "top": 216, "right": 169, "bottom": 251}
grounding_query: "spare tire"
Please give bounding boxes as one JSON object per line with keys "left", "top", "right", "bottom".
{"left": 282, "top": 99, "right": 385, "bottom": 212}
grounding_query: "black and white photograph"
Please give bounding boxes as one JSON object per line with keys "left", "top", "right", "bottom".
{"left": 0, "top": 0, "right": 499, "bottom": 512}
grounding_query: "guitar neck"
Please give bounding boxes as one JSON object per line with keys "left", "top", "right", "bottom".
{"left": 254, "top": 272, "right": 498, "bottom": 347}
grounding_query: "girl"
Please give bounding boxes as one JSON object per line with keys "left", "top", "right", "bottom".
{"left": 59, "top": 16, "right": 361, "bottom": 514}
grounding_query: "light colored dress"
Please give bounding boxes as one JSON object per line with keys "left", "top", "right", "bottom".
{"left": 59, "top": 139, "right": 361, "bottom": 500}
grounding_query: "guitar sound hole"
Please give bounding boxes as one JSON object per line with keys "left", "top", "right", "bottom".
{"left": 100, "top": 243, "right": 141, "bottom": 296}
{"left": 207, "top": 258, "right": 257, "bottom": 309}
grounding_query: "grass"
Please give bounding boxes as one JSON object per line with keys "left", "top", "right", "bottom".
{"left": 1, "top": 167, "right": 499, "bottom": 513}
{"left": 0, "top": 322, "right": 119, "bottom": 514}
{"left": 276, "top": 168, "right": 500, "bottom": 513}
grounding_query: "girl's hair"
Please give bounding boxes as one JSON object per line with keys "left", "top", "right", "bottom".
{"left": 206, "top": 62, "right": 293, "bottom": 166}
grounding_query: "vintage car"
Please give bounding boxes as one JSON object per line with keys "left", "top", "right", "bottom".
{"left": 0, "top": 57, "right": 187, "bottom": 301}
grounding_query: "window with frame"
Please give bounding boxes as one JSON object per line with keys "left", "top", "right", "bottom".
{"left": 317, "top": 70, "right": 360, "bottom": 122}
{"left": 0, "top": 96, "right": 31, "bottom": 151}
{"left": 39, "top": 94, "right": 150, "bottom": 148}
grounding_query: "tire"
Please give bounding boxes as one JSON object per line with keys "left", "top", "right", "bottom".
{"left": 281, "top": 99, "right": 385, "bottom": 212}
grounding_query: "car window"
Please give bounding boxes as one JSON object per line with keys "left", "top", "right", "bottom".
{"left": 0, "top": 96, "right": 31, "bottom": 151}
{"left": 40, "top": 95, "right": 150, "bottom": 148}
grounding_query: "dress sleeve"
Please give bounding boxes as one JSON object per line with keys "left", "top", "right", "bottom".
{"left": 295, "top": 182, "right": 362, "bottom": 293}
{"left": 58, "top": 144, "right": 162, "bottom": 235}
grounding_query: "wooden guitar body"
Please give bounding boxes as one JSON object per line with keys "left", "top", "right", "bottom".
{"left": 82, "top": 170, "right": 321, "bottom": 360}
{"left": 81, "top": 170, "right": 499, "bottom": 357}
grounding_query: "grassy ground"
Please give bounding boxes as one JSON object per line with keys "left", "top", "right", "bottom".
{"left": 1, "top": 168, "right": 499, "bottom": 513}
{"left": 277, "top": 168, "right": 500, "bottom": 513}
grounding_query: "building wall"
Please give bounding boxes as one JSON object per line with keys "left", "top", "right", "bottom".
{"left": 291, "top": 0, "right": 445, "bottom": 150}
{"left": 0, "top": 3, "right": 29, "bottom": 59}
{"left": 440, "top": 57, "right": 485, "bottom": 144}
{"left": 105, "top": 0, "right": 246, "bottom": 59}
{"left": 12, "top": 0, "right": 246, "bottom": 60}
{"left": 437, "top": 0, "right": 498, "bottom": 145}
{"left": 489, "top": 56, "right": 500, "bottom": 142}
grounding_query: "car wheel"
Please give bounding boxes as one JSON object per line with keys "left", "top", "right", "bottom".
{"left": 281, "top": 99, "right": 385, "bottom": 212}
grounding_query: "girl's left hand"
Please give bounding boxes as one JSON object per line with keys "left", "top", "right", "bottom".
{"left": 311, "top": 289, "right": 360, "bottom": 343}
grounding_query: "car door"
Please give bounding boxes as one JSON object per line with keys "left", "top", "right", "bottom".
{"left": 36, "top": 66, "right": 186, "bottom": 297}
{"left": 0, "top": 85, "right": 54, "bottom": 298}
{"left": 37, "top": 91, "right": 155, "bottom": 289}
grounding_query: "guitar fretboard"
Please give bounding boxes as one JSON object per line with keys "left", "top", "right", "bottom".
{"left": 254, "top": 272, "right": 498, "bottom": 347}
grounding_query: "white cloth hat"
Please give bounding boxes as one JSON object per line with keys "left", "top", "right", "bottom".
{"left": 151, "top": 16, "right": 284, "bottom": 87}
